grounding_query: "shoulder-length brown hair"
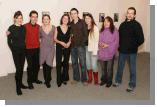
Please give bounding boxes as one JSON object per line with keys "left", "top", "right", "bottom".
{"left": 60, "top": 14, "right": 70, "bottom": 25}
{"left": 100, "top": 16, "right": 115, "bottom": 34}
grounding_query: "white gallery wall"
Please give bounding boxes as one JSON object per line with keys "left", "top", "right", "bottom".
{"left": 0, "top": 0, "right": 150, "bottom": 77}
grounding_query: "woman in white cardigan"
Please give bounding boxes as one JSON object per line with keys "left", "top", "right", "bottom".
{"left": 84, "top": 13, "right": 99, "bottom": 85}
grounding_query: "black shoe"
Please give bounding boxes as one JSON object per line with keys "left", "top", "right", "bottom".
{"left": 21, "top": 84, "right": 28, "bottom": 89}
{"left": 34, "top": 80, "right": 43, "bottom": 84}
{"left": 46, "top": 83, "right": 51, "bottom": 88}
{"left": 100, "top": 81, "right": 106, "bottom": 86}
{"left": 63, "top": 81, "right": 67, "bottom": 85}
{"left": 57, "top": 83, "right": 62, "bottom": 87}
{"left": 112, "top": 83, "right": 120, "bottom": 87}
{"left": 16, "top": 88, "right": 22, "bottom": 95}
{"left": 106, "top": 83, "right": 112, "bottom": 88}
{"left": 28, "top": 84, "right": 34, "bottom": 89}
{"left": 126, "top": 87, "right": 134, "bottom": 93}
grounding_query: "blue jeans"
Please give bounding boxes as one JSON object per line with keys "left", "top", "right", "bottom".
{"left": 86, "top": 47, "right": 98, "bottom": 72}
{"left": 115, "top": 53, "right": 137, "bottom": 88}
{"left": 71, "top": 46, "right": 87, "bottom": 82}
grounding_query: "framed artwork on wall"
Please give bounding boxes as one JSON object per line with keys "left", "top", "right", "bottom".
{"left": 114, "top": 13, "right": 119, "bottom": 22}
{"left": 64, "top": 12, "right": 70, "bottom": 16}
{"left": 82, "top": 12, "right": 89, "bottom": 19}
{"left": 99, "top": 13, "right": 105, "bottom": 22}
{"left": 42, "top": 11, "right": 50, "bottom": 16}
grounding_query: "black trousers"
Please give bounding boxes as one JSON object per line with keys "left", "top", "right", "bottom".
{"left": 100, "top": 57, "right": 115, "bottom": 84}
{"left": 56, "top": 46, "right": 70, "bottom": 85}
{"left": 42, "top": 62, "right": 52, "bottom": 84}
{"left": 11, "top": 48, "right": 25, "bottom": 86}
{"left": 26, "top": 48, "right": 40, "bottom": 85}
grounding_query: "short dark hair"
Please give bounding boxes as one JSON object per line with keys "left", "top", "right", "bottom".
{"left": 128, "top": 7, "right": 136, "bottom": 15}
{"left": 70, "top": 8, "right": 79, "bottom": 14}
{"left": 14, "top": 11, "right": 23, "bottom": 19}
{"left": 60, "top": 14, "right": 70, "bottom": 25}
{"left": 29, "top": 10, "right": 38, "bottom": 17}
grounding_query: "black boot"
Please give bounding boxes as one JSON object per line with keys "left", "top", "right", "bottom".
{"left": 63, "top": 81, "right": 67, "bottom": 85}
{"left": 15, "top": 79, "right": 22, "bottom": 95}
{"left": 100, "top": 81, "right": 107, "bottom": 86}
{"left": 57, "top": 83, "right": 62, "bottom": 87}
{"left": 57, "top": 80, "right": 62, "bottom": 87}
{"left": 57, "top": 75, "right": 62, "bottom": 87}
{"left": 100, "top": 74, "right": 108, "bottom": 86}
{"left": 21, "top": 83, "right": 28, "bottom": 89}
{"left": 45, "top": 82, "right": 51, "bottom": 88}
{"left": 16, "top": 88, "right": 22, "bottom": 95}
{"left": 106, "top": 81, "right": 112, "bottom": 88}
{"left": 28, "top": 83, "right": 34, "bottom": 89}
{"left": 33, "top": 80, "right": 43, "bottom": 84}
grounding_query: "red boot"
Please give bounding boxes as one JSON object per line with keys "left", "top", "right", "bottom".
{"left": 87, "top": 70, "right": 93, "bottom": 83}
{"left": 93, "top": 72, "right": 99, "bottom": 85}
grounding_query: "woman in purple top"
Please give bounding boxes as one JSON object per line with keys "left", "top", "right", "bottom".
{"left": 39, "top": 14, "right": 55, "bottom": 88}
{"left": 98, "top": 16, "right": 119, "bottom": 87}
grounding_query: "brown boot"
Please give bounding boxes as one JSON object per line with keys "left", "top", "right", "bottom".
{"left": 87, "top": 69, "right": 93, "bottom": 83}
{"left": 93, "top": 72, "right": 99, "bottom": 85}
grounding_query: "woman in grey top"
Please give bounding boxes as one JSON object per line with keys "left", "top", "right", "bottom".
{"left": 39, "top": 14, "right": 55, "bottom": 88}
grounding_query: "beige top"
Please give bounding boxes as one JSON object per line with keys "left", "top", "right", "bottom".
{"left": 88, "top": 25, "right": 99, "bottom": 55}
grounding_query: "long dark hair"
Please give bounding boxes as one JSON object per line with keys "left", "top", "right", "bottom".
{"left": 85, "top": 13, "right": 96, "bottom": 36}
{"left": 100, "top": 16, "right": 115, "bottom": 34}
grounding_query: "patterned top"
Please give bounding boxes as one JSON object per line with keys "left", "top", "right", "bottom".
{"left": 39, "top": 25, "right": 55, "bottom": 67}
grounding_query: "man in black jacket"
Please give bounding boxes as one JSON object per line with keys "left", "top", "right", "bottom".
{"left": 70, "top": 8, "right": 88, "bottom": 85}
{"left": 113, "top": 7, "right": 144, "bottom": 93}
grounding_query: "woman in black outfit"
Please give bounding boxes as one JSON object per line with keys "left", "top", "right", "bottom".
{"left": 54, "top": 14, "right": 71, "bottom": 87}
{"left": 7, "top": 11, "right": 28, "bottom": 95}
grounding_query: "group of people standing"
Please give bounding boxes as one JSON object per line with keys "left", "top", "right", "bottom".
{"left": 6, "top": 7, "right": 144, "bottom": 96}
